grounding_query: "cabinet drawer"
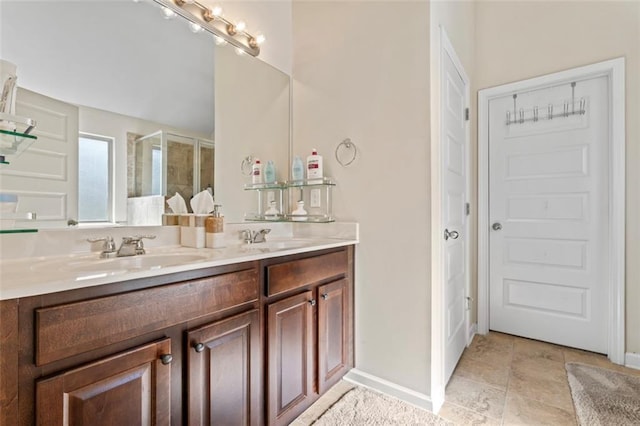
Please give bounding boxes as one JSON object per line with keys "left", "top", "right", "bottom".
{"left": 266, "top": 250, "right": 347, "bottom": 297}
{"left": 35, "top": 268, "right": 258, "bottom": 366}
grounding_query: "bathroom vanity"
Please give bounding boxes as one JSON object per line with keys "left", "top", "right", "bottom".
{"left": 0, "top": 240, "right": 355, "bottom": 425}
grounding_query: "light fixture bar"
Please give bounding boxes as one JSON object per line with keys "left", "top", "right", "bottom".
{"left": 153, "top": 0, "right": 260, "bottom": 56}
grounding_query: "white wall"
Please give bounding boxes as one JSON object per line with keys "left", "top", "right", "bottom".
{"left": 475, "top": 0, "right": 640, "bottom": 355}
{"left": 293, "top": 1, "right": 432, "bottom": 398}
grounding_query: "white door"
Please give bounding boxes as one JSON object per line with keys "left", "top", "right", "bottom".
{"left": 442, "top": 43, "right": 468, "bottom": 382}
{"left": 0, "top": 88, "right": 79, "bottom": 228}
{"left": 489, "top": 76, "right": 609, "bottom": 353}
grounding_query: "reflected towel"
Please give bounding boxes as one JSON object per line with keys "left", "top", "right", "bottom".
{"left": 166, "top": 192, "right": 188, "bottom": 214}
{"left": 190, "top": 190, "right": 215, "bottom": 214}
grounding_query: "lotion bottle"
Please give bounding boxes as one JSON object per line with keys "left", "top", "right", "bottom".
{"left": 264, "top": 160, "right": 276, "bottom": 184}
{"left": 291, "top": 156, "right": 304, "bottom": 182}
{"left": 251, "top": 159, "right": 263, "bottom": 184}
{"left": 306, "top": 149, "right": 323, "bottom": 182}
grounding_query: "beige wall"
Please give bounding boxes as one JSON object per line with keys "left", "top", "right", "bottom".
{"left": 475, "top": 0, "right": 640, "bottom": 353}
{"left": 293, "top": 1, "right": 432, "bottom": 396}
{"left": 215, "top": 44, "right": 290, "bottom": 223}
{"left": 214, "top": 0, "right": 292, "bottom": 74}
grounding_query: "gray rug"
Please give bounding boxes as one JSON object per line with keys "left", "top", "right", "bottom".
{"left": 566, "top": 362, "right": 640, "bottom": 426}
{"left": 312, "top": 386, "right": 451, "bottom": 425}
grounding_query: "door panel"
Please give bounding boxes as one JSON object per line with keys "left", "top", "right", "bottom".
{"left": 318, "top": 280, "right": 348, "bottom": 394}
{"left": 442, "top": 45, "right": 468, "bottom": 383}
{"left": 36, "top": 338, "right": 171, "bottom": 426}
{"left": 187, "top": 310, "right": 261, "bottom": 426}
{"left": 267, "top": 291, "right": 314, "bottom": 426}
{"left": 489, "top": 76, "right": 609, "bottom": 353}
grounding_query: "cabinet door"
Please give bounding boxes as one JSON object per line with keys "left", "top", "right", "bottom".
{"left": 36, "top": 338, "right": 172, "bottom": 426}
{"left": 187, "top": 309, "right": 261, "bottom": 426}
{"left": 267, "top": 291, "right": 314, "bottom": 426}
{"left": 318, "top": 279, "right": 349, "bottom": 394}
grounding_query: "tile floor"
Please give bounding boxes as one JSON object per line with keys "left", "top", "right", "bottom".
{"left": 293, "top": 331, "right": 640, "bottom": 425}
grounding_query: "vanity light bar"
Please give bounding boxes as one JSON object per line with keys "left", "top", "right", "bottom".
{"left": 153, "top": 0, "right": 263, "bottom": 56}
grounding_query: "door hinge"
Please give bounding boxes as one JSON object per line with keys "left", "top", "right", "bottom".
{"left": 465, "top": 108, "right": 470, "bottom": 121}
{"left": 465, "top": 202, "right": 470, "bottom": 216}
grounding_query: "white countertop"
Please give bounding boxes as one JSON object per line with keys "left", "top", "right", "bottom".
{"left": 0, "top": 237, "right": 357, "bottom": 300}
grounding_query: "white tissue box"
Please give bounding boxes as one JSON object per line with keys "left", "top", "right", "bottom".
{"left": 179, "top": 214, "right": 207, "bottom": 248}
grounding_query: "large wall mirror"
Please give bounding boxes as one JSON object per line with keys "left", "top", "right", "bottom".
{"left": 0, "top": 0, "right": 290, "bottom": 227}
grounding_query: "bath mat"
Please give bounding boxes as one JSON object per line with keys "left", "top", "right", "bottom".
{"left": 312, "top": 386, "right": 451, "bottom": 425}
{"left": 565, "top": 362, "right": 640, "bottom": 426}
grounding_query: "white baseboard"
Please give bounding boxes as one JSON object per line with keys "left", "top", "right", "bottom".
{"left": 344, "top": 369, "right": 435, "bottom": 412}
{"left": 468, "top": 322, "right": 478, "bottom": 345}
{"left": 625, "top": 352, "right": 640, "bottom": 370}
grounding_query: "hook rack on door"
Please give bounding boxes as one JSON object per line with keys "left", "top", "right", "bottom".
{"left": 506, "top": 82, "right": 586, "bottom": 126}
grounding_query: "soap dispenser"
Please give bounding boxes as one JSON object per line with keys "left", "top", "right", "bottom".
{"left": 206, "top": 204, "right": 225, "bottom": 248}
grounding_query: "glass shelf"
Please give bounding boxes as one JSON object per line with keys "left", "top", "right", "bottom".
{"left": 285, "top": 177, "right": 336, "bottom": 187}
{"left": 243, "top": 182, "right": 286, "bottom": 191}
{"left": 244, "top": 178, "right": 336, "bottom": 223}
{"left": 0, "top": 128, "right": 38, "bottom": 158}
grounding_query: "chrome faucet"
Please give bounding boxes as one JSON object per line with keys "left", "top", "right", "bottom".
{"left": 116, "top": 235, "right": 156, "bottom": 257}
{"left": 241, "top": 228, "right": 271, "bottom": 244}
{"left": 87, "top": 236, "right": 117, "bottom": 258}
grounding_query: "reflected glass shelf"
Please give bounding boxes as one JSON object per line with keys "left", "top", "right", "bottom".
{"left": 0, "top": 128, "right": 38, "bottom": 158}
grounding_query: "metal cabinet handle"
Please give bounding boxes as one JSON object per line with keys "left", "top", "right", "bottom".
{"left": 160, "top": 354, "right": 173, "bottom": 365}
{"left": 492, "top": 222, "right": 502, "bottom": 231}
{"left": 444, "top": 229, "right": 460, "bottom": 241}
{"left": 194, "top": 343, "right": 205, "bottom": 353}
{"left": 321, "top": 294, "right": 328, "bottom": 300}
{"left": 309, "top": 299, "right": 316, "bottom": 307}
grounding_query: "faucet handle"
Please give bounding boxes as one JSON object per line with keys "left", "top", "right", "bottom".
{"left": 87, "top": 236, "right": 116, "bottom": 254}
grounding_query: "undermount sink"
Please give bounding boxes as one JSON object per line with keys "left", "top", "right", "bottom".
{"left": 32, "top": 253, "right": 210, "bottom": 275}
{"left": 239, "top": 239, "right": 315, "bottom": 252}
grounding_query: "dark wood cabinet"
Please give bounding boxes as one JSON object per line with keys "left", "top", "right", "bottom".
{"left": 36, "top": 338, "right": 172, "bottom": 426}
{"left": 265, "top": 247, "right": 354, "bottom": 426}
{"left": 267, "top": 291, "right": 315, "bottom": 426}
{"left": 187, "top": 309, "right": 261, "bottom": 426}
{"left": 0, "top": 246, "right": 354, "bottom": 425}
{"left": 318, "top": 279, "right": 349, "bottom": 394}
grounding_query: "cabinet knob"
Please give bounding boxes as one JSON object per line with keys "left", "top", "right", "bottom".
{"left": 321, "top": 293, "right": 328, "bottom": 300}
{"left": 309, "top": 299, "right": 316, "bottom": 307}
{"left": 160, "top": 354, "right": 173, "bottom": 365}
{"left": 194, "top": 343, "right": 205, "bottom": 353}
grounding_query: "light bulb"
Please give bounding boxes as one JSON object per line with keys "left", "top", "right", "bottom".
{"left": 235, "top": 21, "right": 246, "bottom": 32}
{"left": 211, "top": 6, "right": 223, "bottom": 17}
{"left": 255, "top": 34, "right": 266, "bottom": 45}
{"left": 188, "top": 22, "right": 203, "bottom": 33}
{"left": 162, "top": 7, "right": 176, "bottom": 19}
{"left": 214, "top": 35, "right": 227, "bottom": 46}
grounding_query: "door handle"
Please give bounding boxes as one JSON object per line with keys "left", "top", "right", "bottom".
{"left": 492, "top": 222, "right": 502, "bottom": 231}
{"left": 444, "top": 229, "right": 459, "bottom": 241}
